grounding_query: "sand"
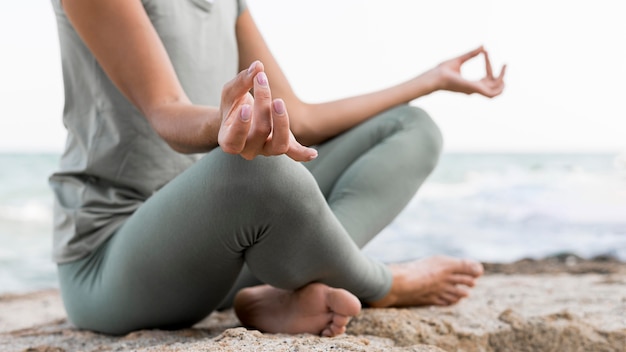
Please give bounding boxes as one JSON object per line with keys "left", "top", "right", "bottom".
{"left": 1, "top": 255, "right": 625, "bottom": 351}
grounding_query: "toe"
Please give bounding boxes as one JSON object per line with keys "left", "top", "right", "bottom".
{"left": 321, "top": 327, "right": 333, "bottom": 337}
{"left": 331, "top": 314, "right": 351, "bottom": 328}
{"left": 449, "top": 273, "right": 477, "bottom": 287}
{"left": 458, "top": 259, "right": 484, "bottom": 277}
{"left": 432, "top": 295, "right": 449, "bottom": 306}
{"left": 329, "top": 321, "right": 347, "bottom": 336}
{"left": 439, "top": 292, "right": 461, "bottom": 305}
{"left": 321, "top": 319, "right": 347, "bottom": 337}
{"left": 327, "top": 288, "right": 362, "bottom": 317}
{"left": 446, "top": 285, "right": 470, "bottom": 299}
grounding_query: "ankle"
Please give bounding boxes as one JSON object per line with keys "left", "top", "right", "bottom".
{"left": 369, "top": 268, "right": 404, "bottom": 308}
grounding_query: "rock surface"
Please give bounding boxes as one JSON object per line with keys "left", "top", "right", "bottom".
{"left": 1, "top": 255, "right": 625, "bottom": 351}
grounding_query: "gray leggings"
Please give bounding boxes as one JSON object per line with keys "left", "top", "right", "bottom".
{"left": 57, "top": 105, "right": 442, "bottom": 335}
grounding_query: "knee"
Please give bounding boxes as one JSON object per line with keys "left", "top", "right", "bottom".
{"left": 207, "top": 152, "right": 321, "bottom": 209}
{"left": 397, "top": 105, "right": 443, "bottom": 155}
{"left": 388, "top": 105, "right": 443, "bottom": 173}
{"left": 251, "top": 156, "right": 320, "bottom": 203}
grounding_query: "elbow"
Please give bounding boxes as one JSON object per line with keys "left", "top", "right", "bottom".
{"left": 164, "top": 140, "right": 190, "bottom": 154}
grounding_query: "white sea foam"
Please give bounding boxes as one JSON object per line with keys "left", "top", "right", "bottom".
{"left": 0, "top": 201, "right": 53, "bottom": 223}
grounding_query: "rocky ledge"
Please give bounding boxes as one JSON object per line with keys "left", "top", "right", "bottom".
{"left": 1, "top": 255, "right": 625, "bottom": 351}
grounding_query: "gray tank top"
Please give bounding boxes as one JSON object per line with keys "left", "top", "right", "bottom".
{"left": 49, "top": 0, "right": 247, "bottom": 263}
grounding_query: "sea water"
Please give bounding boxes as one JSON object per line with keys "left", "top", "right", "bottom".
{"left": 0, "top": 154, "right": 58, "bottom": 294}
{"left": 1, "top": 153, "right": 625, "bottom": 294}
{"left": 363, "top": 153, "right": 626, "bottom": 263}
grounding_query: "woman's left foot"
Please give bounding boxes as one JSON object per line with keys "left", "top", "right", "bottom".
{"left": 234, "top": 283, "right": 361, "bottom": 337}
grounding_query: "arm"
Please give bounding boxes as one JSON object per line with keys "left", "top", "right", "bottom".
{"left": 236, "top": 10, "right": 506, "bottom": 146}
{"left": 63, "top": 0, "right": 217, "bottom": 154}
{"left": 62, "top": 0, "right": 315, "bottom": 160}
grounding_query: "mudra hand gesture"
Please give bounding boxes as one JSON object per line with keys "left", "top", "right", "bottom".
{"left": 432, "top": 46, "right": 506, "bottom": 98}
{"left": 218, "top": 60, "right": 318, "bottom": 162}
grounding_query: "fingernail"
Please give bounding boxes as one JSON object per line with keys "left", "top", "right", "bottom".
{"left": 247, "top": 61, "right": 258, "bottom": 75}
{"left": 240, "top": 105, "right": 251, "bottom": 122}
{"left": 256, "top": 72, "right": 268, "bottom": 86}
{"left": 272, "top": 99, "right": 285, "bottom": 115}
{"left": 309, "top": 149, "right": 318, "bottom": 159}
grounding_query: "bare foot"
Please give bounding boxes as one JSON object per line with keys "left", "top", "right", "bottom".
{"left": 234, "top": 283, "right": 362, "bottom": 337}
{"left": 369, "top": 255, "right": 484, "bottom": 308}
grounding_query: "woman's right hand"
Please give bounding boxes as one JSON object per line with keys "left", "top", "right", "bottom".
{"left": 218, "top": 61, "right": 318, "bottom": 162}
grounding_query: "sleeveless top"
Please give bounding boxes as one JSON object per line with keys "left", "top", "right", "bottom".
{"left": 49, "top": 0, "right": 247, "bottom": 263}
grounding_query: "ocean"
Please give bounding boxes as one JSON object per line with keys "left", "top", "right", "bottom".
{"left": 1, "top": 152, "right": 625, "bottom": 294}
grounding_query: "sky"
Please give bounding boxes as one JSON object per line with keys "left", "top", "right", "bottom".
{"left": 1, "top": 0, "right": 624, "bottom": 154}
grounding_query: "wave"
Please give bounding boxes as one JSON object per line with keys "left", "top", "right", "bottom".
{"left": 364, "top": 154, "right": 626, "bottom": 263}
{"left": 0, "top": 201, "right": 53, "bottom": 224}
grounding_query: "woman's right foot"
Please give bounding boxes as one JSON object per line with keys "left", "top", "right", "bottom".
{"left": 234, "top": 282, "right": 361, "bottom": 337}
{"left": 370, "top": 255, "right": 484, "bottom": 308}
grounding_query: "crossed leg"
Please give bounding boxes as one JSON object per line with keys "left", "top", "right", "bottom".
{"left": 58, "top": 106, "right": 482, "bottom": 337}
{"left": 233, "top": 106, "right": 483, "bottom": 333}
{"left": 58, "top": 151, "right": 389, "bottom": 336}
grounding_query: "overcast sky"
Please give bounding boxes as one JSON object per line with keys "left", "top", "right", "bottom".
{"left": 1, "top": 0, "right": 624, "bottom": 153}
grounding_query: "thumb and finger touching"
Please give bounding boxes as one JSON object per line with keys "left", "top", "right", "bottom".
{"left": 451, "top": 46, "right": 506, "bottom": 98}
{"left": 219, "top": 60, "right": 317, "bottom": 161}
{"left": 218, "top": 61, "right": 260, "bottom": 154}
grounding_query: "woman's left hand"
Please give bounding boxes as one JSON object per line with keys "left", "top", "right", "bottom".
{"left": 432, "top": 46, "right": 506, "bottom": 98}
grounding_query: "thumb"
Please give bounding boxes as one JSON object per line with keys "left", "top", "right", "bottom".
{"left": 221, "top": 60, "right": 264, "bottom": 107}
{"left": 286, "top": 135, "right": 318, "bottom": 162}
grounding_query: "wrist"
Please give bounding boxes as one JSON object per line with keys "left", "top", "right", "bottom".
{"left": 405, "top": 69, "right": 442, "bottom": 99}
{"left": 421, "top": 67, "right": 444, "bottom": 94}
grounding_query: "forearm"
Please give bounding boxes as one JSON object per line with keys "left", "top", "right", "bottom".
{"left": 292, "top": 70, "right": 440, "bottom": 146}
{"left": 146, "top": 101, "right": 222, "bottom": 154}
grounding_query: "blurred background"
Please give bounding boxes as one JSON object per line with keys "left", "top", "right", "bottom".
{"left": 1, "top": 0, "right": 625, "bottom": 294}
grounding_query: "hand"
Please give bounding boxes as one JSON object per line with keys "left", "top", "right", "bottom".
{"left": 433, "top": 46, "right": 506, "bottom": 98}
{"left": 218, "top": 61, "right": 318, "bottom": 161}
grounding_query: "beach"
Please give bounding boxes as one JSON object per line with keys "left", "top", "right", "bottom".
{"left": 2, "top": 255, "right": 625, "bottom": 351}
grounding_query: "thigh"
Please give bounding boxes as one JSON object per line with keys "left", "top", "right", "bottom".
{"left": 219, "top": 105, "right": 443, "bottom": 307}
{"left": 305, "top": 105, "right": 440, "bottom": 196}
{"left": 304, "top": 105, "right": 443, "bottom": 247}
{"left": 59, "top": 151, "right": 262, "bottom": 333}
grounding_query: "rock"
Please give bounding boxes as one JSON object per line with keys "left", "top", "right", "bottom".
{"left": 1, "top": 264, "right": 625, "bottom": 351}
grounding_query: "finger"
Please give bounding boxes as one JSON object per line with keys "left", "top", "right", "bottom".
{"left": 285, "top": 134, "right": 318, "bottom": 162}
{"left": 221, "top": 60, "right": 263, "bottom": 107}
{"left": 245, "top": 71, "right": 273, "bottom": 153}
{"left": 497, "top": 64, "right": 507, "bottom": 82}
{"left": 263, "top": 99, "right": 290, "bottom": 155}
{"left": 480, "top": 78, "right": 505, "bottom": 98}
{"left": 458, "top": 80, "right": 487, "bottom": 96}
{"left": 483, "top": 50, "right": 494, "bottom": 79}
{"left": 479, "top": 86, "right": 502, "bottom": 98}
{"left": 458, "top": 45, "right": 483, "bottom": 63}
{"left": 219, "top": 104, "right": 252, "bottom": 154}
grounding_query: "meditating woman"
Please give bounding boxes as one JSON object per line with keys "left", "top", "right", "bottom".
{"left": 50, "top": 0, "right": 505, "bottom": 336}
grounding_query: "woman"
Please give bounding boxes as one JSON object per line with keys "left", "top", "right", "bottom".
{"left": 50, "top": 0, "right": 505, "bottom": 337}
